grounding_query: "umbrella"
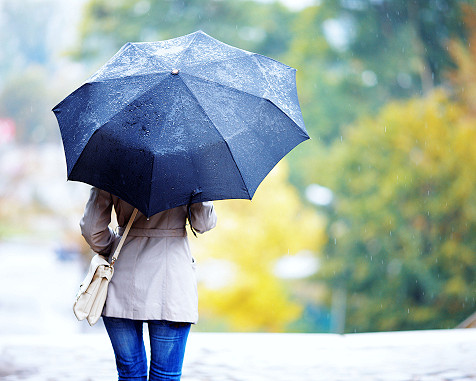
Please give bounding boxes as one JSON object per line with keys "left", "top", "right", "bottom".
{"left": 53, "top": 30, "right": 309, "bottom": 217}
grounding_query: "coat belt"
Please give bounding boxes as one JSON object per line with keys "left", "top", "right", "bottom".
{"left": 117, "top": 227, "right": 187, "bottom": 237}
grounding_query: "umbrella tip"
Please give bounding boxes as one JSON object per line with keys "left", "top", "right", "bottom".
{"left": 171, "top": 69, "right": 179, "bottom": 75}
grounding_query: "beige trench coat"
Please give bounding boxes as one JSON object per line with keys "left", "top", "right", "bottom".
{"left": 80, "top": 187, "right": 217, "bottom": 323}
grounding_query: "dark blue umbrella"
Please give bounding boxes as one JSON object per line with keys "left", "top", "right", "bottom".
{"left": 53, "top": 30, "right": 309, "bottom": 217}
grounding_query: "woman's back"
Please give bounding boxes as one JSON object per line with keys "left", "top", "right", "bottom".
{"left": 80, "top": 187, "right": 217, "bottom": 323}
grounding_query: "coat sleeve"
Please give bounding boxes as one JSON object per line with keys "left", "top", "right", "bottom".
{"left": 189, "top": 201, "right": 217, "bottom": 234}
{"left": 80, "top": 187, "right": 117, "bottom": 255}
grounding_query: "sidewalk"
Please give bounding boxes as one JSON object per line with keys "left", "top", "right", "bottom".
{"left": 1, "top": 329, "right": 475, "bottom": 380}
{"left": 1, "top": 243, "right": 475, "bottom": 380}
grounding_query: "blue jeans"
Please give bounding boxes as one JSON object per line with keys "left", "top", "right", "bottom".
{"left": 103, "top": 317, "right": 191, "bottom": 381}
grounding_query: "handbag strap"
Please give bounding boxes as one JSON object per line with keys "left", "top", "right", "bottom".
{"left": 110, "top": 208, "right": 138, "bottom": 267}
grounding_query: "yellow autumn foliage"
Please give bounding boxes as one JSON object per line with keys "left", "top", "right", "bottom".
{"left": 190, "top": 160, "right": 325, "bottom": 332}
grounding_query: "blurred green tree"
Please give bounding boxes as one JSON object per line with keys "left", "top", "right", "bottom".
{"left": 0, "top": 0, "right": 69, "bottom": 143}
{"left": 286, "top": 0, "right": 470, "bottom": 145}
{"left": 447, "top": 4, "right": 476, "bottom": 115}
{"left": 335, "top": 0, "right": 469, "bottom": 93}
{"left": 0, "top": 67, "right": 55, "bottom": 142}
{"left": 308, "top": 2, "right": 476, "bottom": 333}
{"left": 76, "top": 0, "right": 296, "bottom": 66}
{"left": 0, "top": 0, "right": 57, "bottom": 78}
{"left": 314, "top": 88, "right": 476, "bottom": 332}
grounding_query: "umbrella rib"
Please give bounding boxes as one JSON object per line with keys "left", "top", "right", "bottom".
{"left": 88, "top": 43, "right": 172, "bottom": 82}
{"left": 250, "top": 54, "right": 304, "bottom": 130}
{"left": 171, "top": 31, "right": 250, "bottom": 70}
{"left": 264, "top": 98, "right": 309, "bottom": 137}
{"left": 181, "top": 72, "right": 306, "bottom": 133}
{"left": 179, "top": 78, "right": 252, "bottom": 200}
{"left": 180, "top": 52, "right": 294, "bottom": 74}
{"left": 171, "top": 32, "right": 200, "bottom": 69}
{"left": 126, "top": 42, "right": 171, "bottom": 72}
{"left": 94, "top": 73, "right": 171, "bottom": 130}
{"left": 90, "top": 72, "right": 170, "bottom": 86}
{"left": 130, "top": 43, "right": 173, "bottom": 72}
{"left": 181, "top": 71, "right": 267, "bottom": 104}
{"left": 63, "top": 74, "right": 171, "bottom": 185}
{"left": 182, "top": 54, "right": 305, "bottom": 131}
{"left": 178, "top": 53, "right": 252, "bottom": 73}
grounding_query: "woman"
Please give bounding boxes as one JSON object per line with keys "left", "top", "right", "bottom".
{"left": 80, "top": 187, "right": 217, "bottom": 381}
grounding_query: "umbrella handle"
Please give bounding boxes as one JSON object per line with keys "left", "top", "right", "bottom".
{"left": 187, "top": 189, "right": 202, "bottom": 238}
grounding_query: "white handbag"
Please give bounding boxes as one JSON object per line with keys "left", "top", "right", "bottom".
{"left": 73, "top": 208, "right": 138, "bottom": 326}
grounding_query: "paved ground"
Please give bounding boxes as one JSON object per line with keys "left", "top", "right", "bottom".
{"left": 1, "top": 329, "right": 475, "bottom": 380}
{"left": 1, "top": 242, "right": 475, "bottom": 380}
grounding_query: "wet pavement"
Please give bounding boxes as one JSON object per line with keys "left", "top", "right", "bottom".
{"left": 1, "top": 242, "right": 475, "bottom": 380}
{"left": 1, "top": 329, "right": 475, "bottom": 380}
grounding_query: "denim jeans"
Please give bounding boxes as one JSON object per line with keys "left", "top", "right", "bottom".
{"left": 103, "top": 316, "right": 191, "bottom": 381}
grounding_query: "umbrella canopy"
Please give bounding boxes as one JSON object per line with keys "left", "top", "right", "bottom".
{"left": 53, "top": 30, "right": 309, "bottom": 217}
